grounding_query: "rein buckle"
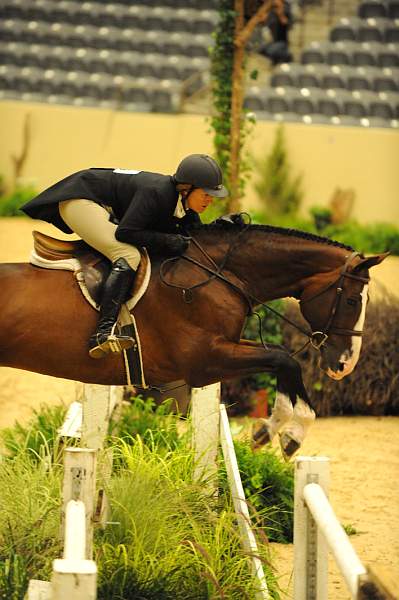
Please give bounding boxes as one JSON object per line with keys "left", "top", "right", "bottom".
{"left": 311, "top": 331, "right": 328, "bottom": 349}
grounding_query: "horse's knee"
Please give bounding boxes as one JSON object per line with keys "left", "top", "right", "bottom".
{"left": 275, "top": 354, "right": 308, "bottom": 401}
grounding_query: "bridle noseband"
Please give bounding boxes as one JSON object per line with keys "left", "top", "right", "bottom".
{"left": 160, "top": 227, "right": 370, "bottom": 354}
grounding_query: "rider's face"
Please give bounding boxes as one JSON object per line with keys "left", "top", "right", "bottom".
{"left": 186, "top": 188, "right": 213, "bottom": 213}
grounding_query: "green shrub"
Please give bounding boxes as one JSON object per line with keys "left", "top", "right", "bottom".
{"left": 220, "top": 442, "right": 294, "bottom": 544}
{"left": 96, "top": 437, "right": 282, "bottom": 600}
{"left": 0, "top": 551, "right": 29, "bottom": 600}
{"left": 0, "top": 183, "right": 37, "bottom": 217}
{"left": 111, "top": 395, "right": 182, "bottom": 454}
{"left": 0, "top": 408, "right": 283, "bottom": 600}
{"left": 324, "top": 221, "right": 399, "bottom": 255}
{"left": 0, "top": 404, "right": 68, "bottom": 462}
{"left": 252, "top": 125, "right": 303, "bottom": 217}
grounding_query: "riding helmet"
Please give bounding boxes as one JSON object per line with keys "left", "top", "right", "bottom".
{"left": 174, "top": 154, "right": 228, "bottom": 198}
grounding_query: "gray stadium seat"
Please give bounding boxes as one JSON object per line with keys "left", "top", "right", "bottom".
{"left": 0, "top": 19, "right": 28, "bottom": 43}
{"left": 322, "top": 65, "right": 349, "bottom": 89}
{"left": 330, "top": 17, "right": 361, "bottom": 42}
{"left": 298, "top": 70, "right": 321, "bottom": 88}
{"left": 343, "top": 98, "right": 369, "bottom": 117}
{"left": 358, "top": 18, "right": 389, "bottom": 43}
{"left": 347, "top": 67, "right": 375, "bottom": 90}
{"left": 385, "top": 24, "right": 399, "bottom": 43}
{"left": 373, "top": 67, "right": 399, "bottom": 91}
{"left": 244, "top": 86, "right": 291, "bottom": 113}
{"left": 290, "top": 88, "right": 320, "bottom": 115}
{"left": 378, "top": 91, "right": 399, "bottom": 117}
{"left": 270, "top": 63, "right": 311, "bottom": 87}
{"left": 369, "top": 97, "right": 396, "bottom": 118}
{"left": 378, "top": 43, "right": 399, "bottom": 67}
{"left": 327, "top": 41, "right": 357, "bottom": 66}
{"left": 387, "top": 0, "right": 399, "bottom": 17}
{"left": 352, "top": 42, "right": 381, "bottom": 66}
{"left": 271, "top": 70, "right": 296, "bottom": 87}
{"left": 301, "top": 41, "right": 329, "bottom": 64}
{"left": 358, "top": 1, "right": 388, "bottom": 18}
{"left": 0, "top": 64, "right": 20, "bottom": 91}
{"left": 318, "top": 89, "right": 352, "bottom": 116}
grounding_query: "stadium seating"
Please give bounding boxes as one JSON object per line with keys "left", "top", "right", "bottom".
{"left": 0, "top": 0, "right": 215, "bottom": 112}
{"left": 262, "top": 0, "right": 398, "bottom": 127}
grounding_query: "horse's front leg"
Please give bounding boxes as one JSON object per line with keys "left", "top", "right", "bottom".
{"left": 278, "top": 398, "right": 316, "bottom": 458}
{"left": 239, "top": 339, "right": 316, "bottom": 458}
{"left": 197, "top": 339, "right": 314, "bottom": 458}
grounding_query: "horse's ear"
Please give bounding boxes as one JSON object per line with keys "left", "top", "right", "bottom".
{"left": 353, "top": 252, "right": 390, "bottom": 272}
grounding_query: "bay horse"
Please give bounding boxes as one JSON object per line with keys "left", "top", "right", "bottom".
{"left": 0, "top": 220, "right": 387, "bottom": 457}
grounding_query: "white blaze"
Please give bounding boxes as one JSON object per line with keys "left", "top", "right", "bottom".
{"left": 349, "top": 284, "right": 369, "bottom": 363}
{"left": 329, "top": 284, "right": 369, "bottom": 379}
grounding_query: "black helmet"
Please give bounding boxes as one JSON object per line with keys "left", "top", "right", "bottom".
{"left": 174, "top": 154, "right": 228, "bottom": 198}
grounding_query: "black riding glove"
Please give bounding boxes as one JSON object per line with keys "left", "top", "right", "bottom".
{"left": 164, "top": 234, "right": 190, "bottom": 256}
{"left": 212, "top": 213, "right": 247, "bottom": 227}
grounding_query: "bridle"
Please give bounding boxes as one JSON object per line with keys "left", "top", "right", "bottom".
{"left": 299, "top": 250, "right": 369, "bottom": 351}
{"left": 160, "top": 227, "right": 370, "bottom": 354}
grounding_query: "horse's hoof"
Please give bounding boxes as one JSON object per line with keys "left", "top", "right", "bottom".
{"left": 279, "top": 432, "right": 301, "bottom": 461}
{"left": 251, "top": 420, "right": 272, "bottom": 450}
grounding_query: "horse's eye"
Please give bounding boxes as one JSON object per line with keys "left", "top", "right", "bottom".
{"left": 346, "top": 297, "right": 358, "bottom": 306}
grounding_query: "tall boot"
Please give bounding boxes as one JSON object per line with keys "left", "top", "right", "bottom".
{"left": 89, "top": 258, "right": 136, "bottom": 359}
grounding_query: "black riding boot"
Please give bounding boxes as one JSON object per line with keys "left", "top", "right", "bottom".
{"left": 89, "top": 258, "right": 136, "bottom": 359}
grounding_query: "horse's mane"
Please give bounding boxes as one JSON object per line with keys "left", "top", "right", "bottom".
{"left": 189, "top": 221, "right": 354, "bottom": 252}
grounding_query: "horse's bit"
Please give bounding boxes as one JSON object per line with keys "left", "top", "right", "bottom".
{"left": 160, "top": 226, "right": 370, "bottom": 354}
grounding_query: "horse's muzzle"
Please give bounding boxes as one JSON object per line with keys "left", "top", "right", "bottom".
{"left": 319, "top": 350, "right": 355, "bottom": 380}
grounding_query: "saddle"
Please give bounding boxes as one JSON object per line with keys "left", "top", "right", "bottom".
{"left": 30, "top": 231, "right": 151, "bottom": 388}
{"left": 31, "top": 230, "right": 150, "bottom": 308}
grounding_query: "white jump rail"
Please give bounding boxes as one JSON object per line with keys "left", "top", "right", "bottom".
{"left": 191, "top": 383, "right": 270, "bottom": 600}
{"left": 294, "top": 456, "right": 367, "bottom": 600}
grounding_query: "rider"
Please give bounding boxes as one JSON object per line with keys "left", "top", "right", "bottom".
{"left": 21, "top": 154, "right": 228, "bottom": 359}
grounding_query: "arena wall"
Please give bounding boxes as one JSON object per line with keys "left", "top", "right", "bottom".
{"left": 1, "top": 100, "right": 398, "bottom": 224}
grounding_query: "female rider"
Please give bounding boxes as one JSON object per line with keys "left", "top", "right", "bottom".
{"left": 21, "top": 154, "right": 228, "bottom": 359}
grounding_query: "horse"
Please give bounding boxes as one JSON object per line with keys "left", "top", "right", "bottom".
{"left": 0, "top": 220, "right": 387, "bottom": 457}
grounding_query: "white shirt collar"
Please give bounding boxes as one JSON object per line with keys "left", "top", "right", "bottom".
{"left": 173, "top": 195, "right": 187, "bottom": 219}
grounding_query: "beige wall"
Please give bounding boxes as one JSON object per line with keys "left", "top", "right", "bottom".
{"left": 1, "top": 100, "right": 398, "bottom": 224}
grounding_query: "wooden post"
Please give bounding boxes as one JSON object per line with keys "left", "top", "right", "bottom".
{"left": 53, "top": 448, "right": 97, "bottom": 599}
{"left": 61, "top": 448, "right": 96, "bottom": 560}
{"left": 25, "top": 580, "right": 52, "bottom": 600}
{"left": 294, "top": 456, "right": 330, "bottom": 600}
{"left": 191, "top": 383, "right": 220, "bottom": 494}
{"left": 51, "top": 558, "right": 97, "bottom": 600}
{"left": 81, "top": 384, "right": 114, "bottom": 451}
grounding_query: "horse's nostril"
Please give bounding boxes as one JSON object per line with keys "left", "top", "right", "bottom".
{"left": 338, "top": 362, "right": 346, "bottom": 372}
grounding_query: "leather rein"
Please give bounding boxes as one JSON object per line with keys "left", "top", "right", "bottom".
{"left": 159, "top": 228, "right": 369, "bottom": 353}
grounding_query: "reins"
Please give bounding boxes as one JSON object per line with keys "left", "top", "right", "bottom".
{"left": 159, "top": 224, "right": 369, "bottom": 356}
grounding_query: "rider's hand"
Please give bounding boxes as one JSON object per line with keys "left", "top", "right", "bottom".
{"left": 165, "top": 234, "right": 190, "bottom": 256}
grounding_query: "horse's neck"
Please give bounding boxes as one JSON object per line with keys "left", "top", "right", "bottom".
{"left": 202, "top": 233, "right": 348, "bottom": 301}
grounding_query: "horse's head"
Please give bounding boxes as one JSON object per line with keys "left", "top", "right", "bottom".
{"left": 299, "top": 252, "right": 388, "bottom": 380}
